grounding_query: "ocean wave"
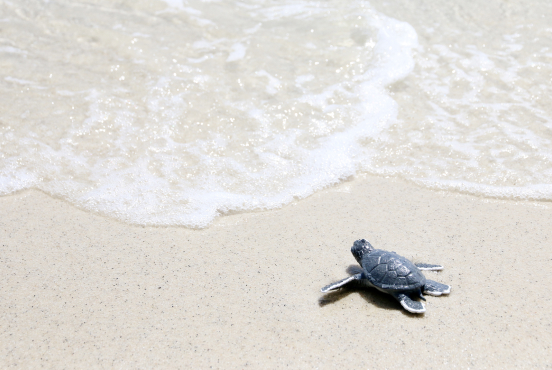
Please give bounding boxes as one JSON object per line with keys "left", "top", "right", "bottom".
{"left": 1, "top": 0, "right": 550, "bottom": 227}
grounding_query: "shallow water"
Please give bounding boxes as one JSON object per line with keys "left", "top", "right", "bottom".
{"left": 1, "top": 0, "right": 551, "bottom": 226}
{"left": 370, "top": 0, "right": 552, "bottom": 199}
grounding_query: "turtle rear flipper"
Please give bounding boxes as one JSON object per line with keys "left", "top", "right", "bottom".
{"left": 321, "top": 273, "right": 362, "bottom": 293}
{"left": 423, "top": 280, "right": 451, "bottom": 296}
{"left": 393, "top": 293, "right": 426, "bottom": 314}
{"left": 415, "top": 263, "right": 443, "bottom": 271}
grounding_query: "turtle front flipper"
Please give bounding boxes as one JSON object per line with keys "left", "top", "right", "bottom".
{"left": 423, "top": 280, "right": 451, "bottom": 296}
{"left": 392, "top": 293, "right": 426, "bottom": 314}
{"left": 321, "top": 273, "right": 362, "bottom": 293}
{"left": 415, "top": 263, "right": 443, "bottom": 271}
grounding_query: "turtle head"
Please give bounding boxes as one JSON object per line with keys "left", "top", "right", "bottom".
{"left": 351, "top": 239, "right": 374, "bottom": 264}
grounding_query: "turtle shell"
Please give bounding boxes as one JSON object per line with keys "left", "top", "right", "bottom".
{"left": 361, "top": 250, "right": 426, "bottom": 291}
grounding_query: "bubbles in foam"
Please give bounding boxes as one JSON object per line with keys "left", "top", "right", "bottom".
{"left": 2, "top": 0, "right": 550, "bottom": 227}
{"left": 0, "top": 0, "right": 417, "bottom": 227}
{"left": 366, "top": 2, "right": 552, "bottom": 197}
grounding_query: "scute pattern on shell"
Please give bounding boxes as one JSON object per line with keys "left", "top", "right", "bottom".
{"left": 362, "top": 250, "right": 426, "bottom": 290}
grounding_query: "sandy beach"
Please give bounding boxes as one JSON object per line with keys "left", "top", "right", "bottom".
{"left": 1, "top": 175, "right": 551, "bottom": 368}
{"left": 2, "top": 0, "right": 552, "bottom": 368}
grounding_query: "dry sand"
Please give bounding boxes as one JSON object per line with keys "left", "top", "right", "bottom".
{"left": 1, "top": 175, "right": 551, "bottom": 368}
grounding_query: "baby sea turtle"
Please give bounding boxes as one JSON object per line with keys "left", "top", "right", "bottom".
{"left": 321, "top": 239, "right": 451, "bottom": 314}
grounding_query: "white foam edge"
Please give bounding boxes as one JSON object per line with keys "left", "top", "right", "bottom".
{"left": 413, "top": 178, "right": 552, "bottom": 202}
{"left": 0, "top": 7, "right": 420, "bottom": 228}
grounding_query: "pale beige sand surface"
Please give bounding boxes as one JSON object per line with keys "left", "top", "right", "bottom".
{"left": 1, "top": 176, "right": 552, "bottom": 368}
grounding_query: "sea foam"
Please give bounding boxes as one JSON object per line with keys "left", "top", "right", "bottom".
{"left": 0, "top": 0, "right": 417, "bottom": 226}
{"left": 1, "top": 0, "right": 551, "bottom": 227}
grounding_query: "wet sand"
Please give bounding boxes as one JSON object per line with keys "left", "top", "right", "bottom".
{"left": 1, "top": 175, "right": 551, "bottom": 368}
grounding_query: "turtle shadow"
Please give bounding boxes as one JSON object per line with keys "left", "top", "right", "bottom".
{"left": 318, "top": 265, "right": 426, "bottom": 318}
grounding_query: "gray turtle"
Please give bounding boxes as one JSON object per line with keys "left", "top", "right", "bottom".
{"left": 321, "top": 239, "right": 451, "bottom": 313}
